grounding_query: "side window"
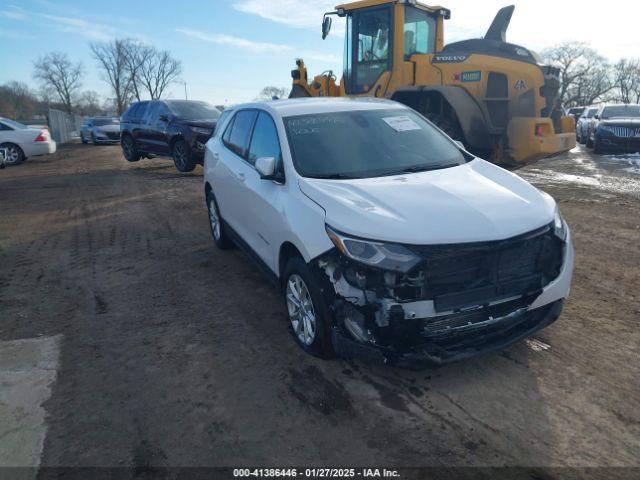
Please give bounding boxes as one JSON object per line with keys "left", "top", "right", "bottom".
{"left": 403, "top": 6, "right": 436, "bottom": 59}
{"left": 0, "top": 122, "right": 12, "bottom": 131}
{"left": 135, "top": 102, "right": 149, "bottom": 123}
{"left": 215, "top": 110, "right": 232, "bottom": 137}
{"left": 123, "top": 104, "right": 138, "bottom": 122}
{"left": 248, "top": 112, "right": 281, "bottom": 168}
{"left": 226, "top": 110, "right": 257, "bottom": 158}
{"left": 142, "top": 102, "right": 159, "bottom": 124}
{"left": 222, "top": 115, "right": 235, "bottom": 145}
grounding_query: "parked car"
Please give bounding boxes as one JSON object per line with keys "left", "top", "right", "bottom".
{"left": 81, "top": 117, "right": 121, "bottom": 144}
{"left": 203, "top": 98, "right": 574, "bottom": 367}
{"left": 565, "top": 106, "right": 585, "bottom": 125}
{"left": 0, "top": 117, "right": 56, "bottom": 166}
{"left": 120, "top": 100, "right": 221, "bottom": 172}
{"left": 576, "top": 106, "right": 598, "bottom": 144}
{"left": 587, "top": 104, "right": 640, "bottom": 153}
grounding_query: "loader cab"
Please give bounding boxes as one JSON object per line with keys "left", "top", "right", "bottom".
{"left": 339, "top": 2, "right": 441, "bottom": 95}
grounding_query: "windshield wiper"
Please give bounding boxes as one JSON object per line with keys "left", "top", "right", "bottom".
{"left": 381, "top": 163, "right": 456, "bottom": 176}
{"left": 311, "top": 173, "right": 361, "bottom": 180}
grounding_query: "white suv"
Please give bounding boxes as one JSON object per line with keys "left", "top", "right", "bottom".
{"left": 203, "top": 98, "right": 573, "bottom": 367}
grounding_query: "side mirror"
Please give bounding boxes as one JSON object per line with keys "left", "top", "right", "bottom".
{"left": 159, "top": 114, "right": 169, "bottom": 122}
{"left": 594, "top": 114, "right": 599, "bottom": 120}
{"left": 454, "top": 140, "right": 465, "bottom": 149}
{"left": 256, "top": 157, "right": 276, "bottom": 179}
{"left": 322, "top": 15, "right": 332, "bottom": 40}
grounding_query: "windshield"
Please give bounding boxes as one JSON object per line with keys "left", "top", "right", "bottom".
{"left": 586, "top": 108, "right": 598, "bottom": 118}
{"left": 602, "top": 105, "right": 640, "bottom": 119}
{"left": 92, "top": 118, "right": 119, "bottom": 126}
{"left": 167, "top": 101, "right": 221, "bottom": 120}
{"left": 284, "top": 108, "right": 468, "bottom": 179}
{"left": 2, "top": 118, "right": 27, "bottom": 129}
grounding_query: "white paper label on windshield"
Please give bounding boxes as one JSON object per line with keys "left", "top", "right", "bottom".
{"left": 382, "top": 116, "right": 421, "bottom": 132}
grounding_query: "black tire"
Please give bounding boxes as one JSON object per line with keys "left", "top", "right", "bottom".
{"left": 81, "top": 134, "right": 88, "bottom": 144}
{"left": 586, "top": 134, "right": 594, "bottom": 148}
{"left": 206, "top": 190, "right": 233, "bottom": 250}
{"left": 593, "top": 136, "right": 604, "bottom": 154}
{"left": 91, "top": 133, "right": 98, "bottom": 145}
{"left": 282, "top": 256, "right": 333, "bottom": 358}
{"left": 121, "top": 135, "right": 141, "bottom": 162}
{"left": 289, "top": 85, "right": 311, "bottom": 98}
{"left": 0, "top": 143, "right": 24, "bottom": 166}
{"left": 425, "top": 113, "right": 465, "bottom": 143}
{"left": 172, "top": 139, "right": 196, "bottom": 173}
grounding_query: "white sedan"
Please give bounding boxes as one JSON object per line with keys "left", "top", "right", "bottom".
{"left": 0, "top": 117, "right": 57, "bottom": 166}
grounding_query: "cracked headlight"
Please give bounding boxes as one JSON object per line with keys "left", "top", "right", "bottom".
{"left": 325, "top": 225, "right": 421, "bottom": 273}
{"left": 553, "top": 207, "right": 567, "bottom": 241}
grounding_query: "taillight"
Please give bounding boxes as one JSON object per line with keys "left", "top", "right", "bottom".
{"left": 535, "top": 125, "right": 545, "bottom": 136}
{"left": 34, "top": 130, "right": 48, "bottom": 142}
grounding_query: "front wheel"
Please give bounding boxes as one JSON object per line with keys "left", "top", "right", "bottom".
{"left": 586, "top": 134, "right": 594, "bottom": 148}
{"left": 0, "top": 143, "right": 24, "bottom": 166}
{"left": 282, "top": 257, "right": 333, "bottom": 358}
{"left": 593, "top": 136, "right": 604, "bottom": 154}
{"left": 172, "top": 139, "right": 196, "bottom": 173}
{"left": 121, "top": 135, "right": 141, "bottom": 162}
{"left": 81, "top": 134, "right": 88, "bottom": 144}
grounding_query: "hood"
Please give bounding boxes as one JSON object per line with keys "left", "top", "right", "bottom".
{"left": 94, "top": 124, "right": 120, "bottom": 133}
{"left": 185, "top": 120, "right": 217, "bottom": 129}
{"left": 600, "top": 118, "right": 640, "bottom": 126}
{"left": 298, "top": 159, "right": 556, "bottom": 245}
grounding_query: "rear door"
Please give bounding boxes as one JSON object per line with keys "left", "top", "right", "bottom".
{"left": 212, "top": 109, "right": 258, "bottom": 244}
{"left": 141, "top": 102, "right": 171, "bottom": 154}
{"left": 130, "top": 102, "right": 149, "bottom": 147}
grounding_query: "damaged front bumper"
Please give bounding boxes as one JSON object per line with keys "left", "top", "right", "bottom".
{"left": 331, "top": 300, "right": 563, "bottom": 367}
{"left": 317, "top": 225, "right": 574, "bottom": 368}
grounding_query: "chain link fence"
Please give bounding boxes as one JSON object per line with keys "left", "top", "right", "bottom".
{"left": 47, "top": 108, "right": 83, "bottom": 144}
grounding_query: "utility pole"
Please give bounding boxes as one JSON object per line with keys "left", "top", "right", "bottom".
{"left": 182, "top": 81, "right": 188, "bottom": 100}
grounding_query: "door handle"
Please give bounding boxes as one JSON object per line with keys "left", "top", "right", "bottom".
{"left": 236, "top": 172, "right": 245, "bottom": 183}
{"left": 213, "top": 152, "right": 219, "bottom": 159}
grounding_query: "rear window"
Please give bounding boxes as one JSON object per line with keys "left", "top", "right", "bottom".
{"left": 1, "top": 118, "right": 27, "bottom": 129}
{"left": 224, "top": 110, "right": 257, "bottom": 158}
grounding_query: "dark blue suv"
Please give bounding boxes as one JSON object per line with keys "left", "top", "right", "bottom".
{"left": 120, "top": 100, "right": 221, "bottom": 172}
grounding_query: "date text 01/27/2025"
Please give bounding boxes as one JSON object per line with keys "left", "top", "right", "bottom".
{"left": 232, "top": 468, "right": 401, "bottom": 478}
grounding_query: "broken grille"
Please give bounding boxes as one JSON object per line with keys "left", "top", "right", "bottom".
{"left": 404, "top": 225, "right": 564, "bottom": 312}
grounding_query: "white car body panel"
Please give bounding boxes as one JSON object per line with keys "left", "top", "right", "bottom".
{"left": 0, "top": 119, "right": 57, "bottom": 158}
{"left": 204, "top": 98, "right": 572, "bottom": 315}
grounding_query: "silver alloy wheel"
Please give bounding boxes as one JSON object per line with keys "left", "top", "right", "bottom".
{"left": 4, "top": 146, "right": 21, "bottom": 164}
{"left": 174, "top": 142, "right": 186, "bottom": 169}
{"left": 286, "top": 274, "right": 316, "bottom": 345}
{"left": 208, "top": 197, "right": 221, "bottom": 241}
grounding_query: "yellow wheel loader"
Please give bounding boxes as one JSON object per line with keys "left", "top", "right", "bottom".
{"left": 289, "top": 0, "right": 576, "bottom": 167}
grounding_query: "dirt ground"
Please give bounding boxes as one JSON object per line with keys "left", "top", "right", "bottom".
{"left": 0, "top": 143, "right": 638, "bottom": 476}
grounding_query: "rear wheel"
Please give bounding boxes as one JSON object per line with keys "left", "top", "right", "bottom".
{"left": 91, "top": 133, "right": 98, "bottom": 145}
{"left": 81, "top": 134, "right": 88, "bottom": 144}
{"left": 282, "top": 256, "right": 333, "bottom": 358}
{"left": 289, "top": 85, "right": 311, "bottom": 98}
{"left": 121, "top": 135, "right": 141, "bottom": 162}
{"left": 172, "top": 139, "right": 196, "bottom": 172}
{"left": 0, "top": 143, "right": 24, "bottom": 166}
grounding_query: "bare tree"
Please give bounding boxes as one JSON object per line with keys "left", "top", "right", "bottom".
{"left": 0, "top": 81, "right": 39, "bottom": 119}
{"left": 612, "top": 58, "right": 640, "bottom": 104}
{"left": 137, "top": 49, "right": 182, "bottom": 100}
{"left": 77, "top": 90, "right": 103, "bottom": 116}
{"left": 257, "top": 86, "right": 288, "bottom": 100}
{"left": 33, "top": 52, "right": 83, "bottom": 114}
{"left": 91, "top": 39, "right": 133, "bottom": 115}
{"left": 542, "top": 42, "right": 613, "bottom": 107}
{"left": 122, "top": 40, "right": 154, "bottom": 102}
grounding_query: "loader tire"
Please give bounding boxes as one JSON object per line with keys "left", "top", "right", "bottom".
{"left": 289, "top": 85, "right": 311, "bottom": 98}
{"left": 425, "top": 114, "right": 465, "bottom": 143}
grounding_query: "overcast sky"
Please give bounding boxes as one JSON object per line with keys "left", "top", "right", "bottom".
{"left": 0, "top": 0, "right": 637, "bottom": 105}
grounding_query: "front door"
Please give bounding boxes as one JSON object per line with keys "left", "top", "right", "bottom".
{"left": 344, "top": 5, "right": 393, "bottom": 96}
